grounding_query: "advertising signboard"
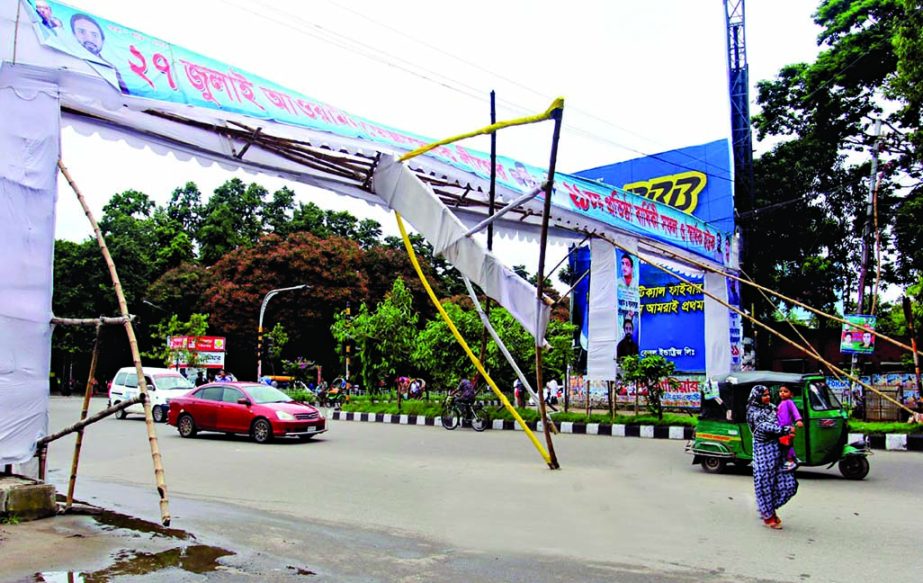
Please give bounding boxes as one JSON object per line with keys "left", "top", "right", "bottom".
{"left": 840, "top": 315, "right": 876, "bottom": 355}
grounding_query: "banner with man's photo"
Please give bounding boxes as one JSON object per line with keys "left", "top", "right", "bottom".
{"left": 568, "top": 374, "right": 703, "bottom": 410}
{"left": 571, "top": 246, "right": 709, "bottom": 373}
{"left": 840, "top": 314, "right": 877, "bottom": 355}
{"left": 616, "top": 249, "right": 640, "bottom": 360}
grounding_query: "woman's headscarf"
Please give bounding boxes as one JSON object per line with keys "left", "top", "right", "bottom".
{"left": 746, "top": 384, "right": 776, "bottom": 432}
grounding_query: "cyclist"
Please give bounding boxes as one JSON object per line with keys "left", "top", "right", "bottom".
{"left": 456, "top": 378, "right": 477, "bottom": 406}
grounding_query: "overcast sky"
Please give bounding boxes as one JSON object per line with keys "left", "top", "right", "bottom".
{"left": 51, "top": 0, "right": 823, "bottom": 278}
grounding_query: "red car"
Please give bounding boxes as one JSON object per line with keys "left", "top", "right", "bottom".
{"left": 167, "top": 382, "right": 326, "bottom": 443}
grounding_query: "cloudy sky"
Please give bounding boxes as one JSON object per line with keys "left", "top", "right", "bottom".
{"left": 49, "top": 0, "right": 823, "bottom": 275}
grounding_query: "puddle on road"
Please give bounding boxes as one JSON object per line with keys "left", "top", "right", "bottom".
{"left": 32, "top": 506, "right": 237, "bottom": 582}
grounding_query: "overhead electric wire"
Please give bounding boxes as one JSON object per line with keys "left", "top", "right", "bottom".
{"left": 218, "top": 0, "right": 735, "bottom": 183}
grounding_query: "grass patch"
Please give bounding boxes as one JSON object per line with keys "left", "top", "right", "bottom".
{"left": 334, "top": 400, "right": 922, "bottom": 434}
{"left": 848, "top": 421, "right": 923, "bottom": 434}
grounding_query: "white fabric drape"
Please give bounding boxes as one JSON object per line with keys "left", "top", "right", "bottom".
{"left": 704, "top": 271, "right": 731, "bottom": 378}
{"left": 373, "top": 154, "right": 550, "bottom": 342}
{"left": 587, "top": 238, "right": 617, "bottom": 380}
{"left": 0, "top": 73, "right": 59, "bottom": 465}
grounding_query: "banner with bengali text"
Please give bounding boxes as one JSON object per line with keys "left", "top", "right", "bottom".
{"left": 27, "top": 0, "right": 730, "bottom": 265}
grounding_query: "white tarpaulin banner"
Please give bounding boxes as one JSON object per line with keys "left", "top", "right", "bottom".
{"left": 373, "top": 154, "right": 550, "bottom": 342}
{"left": 0, "top": 73, "right": 59, "bottom": 465}
{"left": 704, "top": 271, "right": 732, "bottom": 378}
{"left": 587, "top": 238, "right": 617, "bottom": 380}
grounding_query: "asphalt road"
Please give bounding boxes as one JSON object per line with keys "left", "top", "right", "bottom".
{"left": 30, "top": 396, "right": 923, "bottom": 582}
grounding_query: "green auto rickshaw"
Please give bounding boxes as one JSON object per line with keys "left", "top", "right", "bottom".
{"left": 687, "top": 371, "right": 870, "bottom": 479}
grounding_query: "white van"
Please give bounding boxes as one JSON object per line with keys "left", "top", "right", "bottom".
{"left": 108, "top": 367, "right": 195, "bottom": 423}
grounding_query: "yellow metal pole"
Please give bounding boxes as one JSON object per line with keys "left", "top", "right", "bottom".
{"left": 395, "top": 213, "right": 553, "bottom": 467}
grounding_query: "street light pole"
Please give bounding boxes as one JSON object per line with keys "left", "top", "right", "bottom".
{"left": 257, "top": 284, "right": 309, "bottom": 380}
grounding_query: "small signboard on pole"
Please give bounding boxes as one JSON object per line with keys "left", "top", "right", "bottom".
{"left": 840, "top": 315, "right": 876, "bottom": 355}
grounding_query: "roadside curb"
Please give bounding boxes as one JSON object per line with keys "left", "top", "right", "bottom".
{"left": 330, "top": 410, "right": 695, "bottom": 440}
{"left": 330, "top": 411, "right": 923, "bottom": 451}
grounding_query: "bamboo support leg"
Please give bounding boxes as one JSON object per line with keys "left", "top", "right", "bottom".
{"left": 59, "top": 160, "right": 171, "bottom": 526}
{"left": 66, "top": 323, "right": 102, "bottom": 510}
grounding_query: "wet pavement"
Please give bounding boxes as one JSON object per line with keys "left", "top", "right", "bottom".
{"left": 7, "top": 396, "right": 922, "bottom": 582}
{"left": 6, "top": 480, "right": 730, "bottom": 583}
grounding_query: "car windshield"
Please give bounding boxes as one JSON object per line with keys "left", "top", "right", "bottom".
{"left": 244, "top": 384, "right": 293, "bottom": 404}
{"left": 807, "top": 382, "right": 841, "bottom": 411}
{"left": 154, "top": 375, "right": 194, "bottom": 390}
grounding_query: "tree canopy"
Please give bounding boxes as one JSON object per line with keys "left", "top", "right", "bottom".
{"left": 749, "top": 0, "right": 923, "bottom": 329}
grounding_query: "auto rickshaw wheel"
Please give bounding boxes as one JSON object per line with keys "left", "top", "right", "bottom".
{"left": 701, "top": 457, "right": 727, "bottom": 474}
{"left": 838, "top": 456, "right": 870, "bottom": 480}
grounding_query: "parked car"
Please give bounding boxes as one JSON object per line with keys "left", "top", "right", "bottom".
{"left": 108, "top": 367, "right": 195, "bottom": 423}
{"left": 167, "top": 382, "right": 327, "bottom": 443}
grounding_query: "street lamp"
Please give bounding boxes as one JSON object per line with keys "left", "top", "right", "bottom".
{"left": 257, "top": 284, "right": 309, "bottom": 379}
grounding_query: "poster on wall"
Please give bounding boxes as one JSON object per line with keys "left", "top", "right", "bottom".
{"left": 638, "top": 263, "right": 706, "bottom": 372}
{"left": 840, "top": 314, "right": 876, "bottom": 355}
{"left": 727, "top": 277, "right": 743, "bottom": 371}
{"left": 616, "top": 249, "right": 640, "bottom": 359}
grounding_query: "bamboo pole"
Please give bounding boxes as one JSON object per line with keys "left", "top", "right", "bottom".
{"left": 52, "top": 315, "right": 133, "bottom": 326}
{"left": 603, "top": 234, "right": 916, "bottom": 416}
{"left": 533, "top": 103, "right": 564, "bottom": 470}
{"left": 39, "top": 396, "right": 145, "bottom": 447}
{"left": 66, "top": 322, "right": 102, "bottom": 510}
{"left": 644, "top": 239, "right": 923, "bottom": 358}
{"left": 58, "top": 160, "right": 172, "bottom": 526}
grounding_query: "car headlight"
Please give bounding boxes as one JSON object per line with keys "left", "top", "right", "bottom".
{"left": 276, "top": 410, "right": 295, "bottom": 421}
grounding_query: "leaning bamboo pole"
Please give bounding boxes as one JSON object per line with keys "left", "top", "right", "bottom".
{"left": 602, "top": 234, "right": 916, "bottom": 416}
{"left": 58, "top": 160, "right": 172, "bottom": 526}
{"left": 65, "top": 322, "right": 102, "bottom": 510}
{"left": 645, "top": 240, "right": 923, "bottom": 358}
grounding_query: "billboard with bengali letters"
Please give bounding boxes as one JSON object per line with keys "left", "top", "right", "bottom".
{"left": 26, "top": 0, "right": 732, "bottom": 266}
{"left": 574, "top": 139, "right": 736, "bottom": 235}
{"left": 571, "top": 246, "right": 708, "bottom": 373}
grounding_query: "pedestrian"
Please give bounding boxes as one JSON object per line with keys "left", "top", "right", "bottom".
{"left": 777, "top": 385, "right": 803, "bottom": 472}
{"left": 746, "top": 385, "right": 798, "bottom": 529}
{"left": 215, "top": 369, "right": 233, "bottom": 382}
{"left": 195, "top": 371, "right": 206, "bottom": 386}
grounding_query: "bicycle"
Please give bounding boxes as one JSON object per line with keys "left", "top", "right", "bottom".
{"left": 441, "top": 392, "right": 489, "bottom": 432}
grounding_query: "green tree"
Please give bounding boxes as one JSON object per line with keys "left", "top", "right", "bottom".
{"left": 331, "top": 278, "right": 419, "bottom": 391}
{"left": 166, "top": 181, "right": 203, "bottom": 236}
{"left": 198, "top": 179, "right": 267, "bottom": 264}
{"left": 618, "top": 354, "right": 677, "bottom": 420}
{"left": 146, "top": 313, "right": 209, "bottom": 368}
{"left": 263, "top": 186, "right": 296, "bottom": 235}
{"left": 750, "top": 0, "right": 923, "bottom": 312}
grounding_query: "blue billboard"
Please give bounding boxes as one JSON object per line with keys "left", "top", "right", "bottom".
{"left": 570, "top": 246, "right": 706, "bottom": 373}
{"left": 574, "top": 140, "right": 735, "bottom": 235}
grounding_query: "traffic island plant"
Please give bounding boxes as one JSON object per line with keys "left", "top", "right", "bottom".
{"left": 339, "top": 391, "right": 923, "bottom": 434}
{"left": 617, "top": 354, "right": 678, "bottom": 420}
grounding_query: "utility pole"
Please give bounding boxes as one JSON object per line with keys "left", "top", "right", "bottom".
{"left": 257, "top": 284, "right": 309, "bottom": 380}
{"left": 344, "top": 301, "right": 351, "bottom": 382}
{"left": 857, "top": 119, "right": 882, "bottom": 313}
{"left": 851, "top": 120, "right": 882, "bottom": 401}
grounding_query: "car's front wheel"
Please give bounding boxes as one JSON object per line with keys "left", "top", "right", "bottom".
{"left": 115, "top": 404, "right": 127, "bottom": 420}
{"left": 152, "top": 405, "right": 167, "bottom": 423}
{"left": 177, "top": 413, "right": 197, "bottom": 438}
{"left": 251, "top": 418, "right": 274, "bottom": 444}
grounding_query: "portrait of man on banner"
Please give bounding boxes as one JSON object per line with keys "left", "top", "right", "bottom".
{"left": 617, "top": 310, "right": 639, "bottom": 358}
{"left": 618, "top": 250, "right": 637, "bottom": 289}
{"left": 840, "top": 314, "right": 876, "bottom": 355}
